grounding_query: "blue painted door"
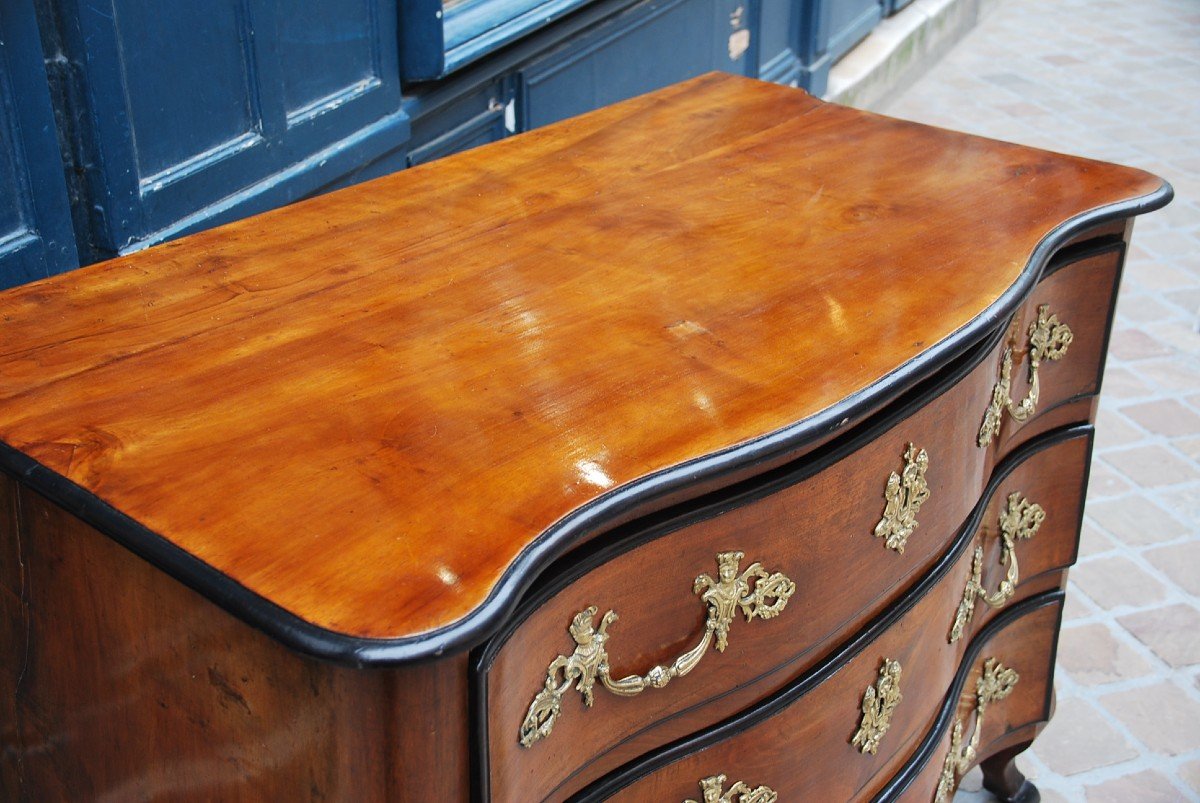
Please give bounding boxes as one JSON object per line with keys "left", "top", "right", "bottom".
{"left": 45, "top": 0, "right": 409, "bottom": 257}
{"left": 0, "top": 1, "right": 78, "bottom": 289}
{"left": 518, "top": 0, "right": 754, "bottom": 131}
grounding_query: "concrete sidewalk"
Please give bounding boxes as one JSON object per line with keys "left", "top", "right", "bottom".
{"left": 872, "top": 0, "right": 1200, "bottom": 799}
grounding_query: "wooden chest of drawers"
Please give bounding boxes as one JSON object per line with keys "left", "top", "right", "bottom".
{"left": 0, "top": 74, "right": 1171, "bottom": 801}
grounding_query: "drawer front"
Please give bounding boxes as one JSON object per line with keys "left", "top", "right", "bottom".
{"left": 981, "top": 242, "right": 1123, "bottom": 455}
{"left": 891, "top": 598, "right": 1062, "bottom": 803}
{"left": 483, "top": 422, "right": 1091, "bottom": 802}
{"left": 592, "top": 483, "right": 1074, "bottom": 802}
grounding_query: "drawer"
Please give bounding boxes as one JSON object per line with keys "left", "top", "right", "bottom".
{"left": 888, "top": 597, "right": 1062, "bottom": 803}
{"left": 480, "top": 422, "right": 1091, "bottom": 802}
{"left": 981, "top": 240, "right": 1123, "bottom": 455}
{"left": 581, "top": 495, "right": 1072, "bottom": 802}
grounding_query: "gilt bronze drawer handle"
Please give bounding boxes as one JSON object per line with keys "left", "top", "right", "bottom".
{"left": 949, "top": 492, "right": 1045, "bottom": 643}
{"left": 685, "top": 774, "right": 778, "bottom": 803}
{"left": 518, "top": 551, "right": 795, "bottom": 747}
{"left": 874, "top": 443, "right": 931, "bottom": 554}
{"left": 935, "top": 657, "right": 1021, "bottom": 801}
{"left": 851, "top": 658, "right": 903, "bottom": 755}
{"left": 978, "top": 304, "right": 1074, "bottom": 447}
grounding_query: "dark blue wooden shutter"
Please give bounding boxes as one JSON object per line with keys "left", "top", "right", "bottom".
{"left": 49, "top": 0, "right": 409, "bottom": 257}
{"left": 0, "top": 0, "right": 78, "bottom": 289}
{"left": 518, "top": 0, "right": 754, "bottom": 132}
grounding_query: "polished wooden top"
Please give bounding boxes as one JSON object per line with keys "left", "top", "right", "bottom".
{"left": 0, "top": 73, "right": 1168, "bottom": 657}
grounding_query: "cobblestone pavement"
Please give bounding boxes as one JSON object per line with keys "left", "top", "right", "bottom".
{"left": 879, "top": 0, "right": 1200, "bottom": 799}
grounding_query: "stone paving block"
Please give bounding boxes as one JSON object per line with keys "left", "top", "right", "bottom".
{"left": 1121, "top": 399, "right": 1200, "bottom": 438}
{"left": 1144, "top": 199, "right": 1200, "bottom": 232}
{"left": 1160, "top": 486, "right": 1200, "bottom": 527}
{"left": 1118, "top": 604, "right": 1200, "bottom": 668}
{"left": 1115, "top": 293, "right": 1177, "bottom": 325}
{"left": 1084, "top": 496, "right": 1189, "bottom": 547}
{"left": 1181, "top": 758, "right": 1200, "bottom": 796}
{"left": 1176, "top": 436, "right": 1200, "bottom": 461}
{"left": 1165, "top": 287, "right": 1200, "bottom": 316}
{"left": 1098, "top": 365, "right": 1152, "bottom": 399}
{"left": 1062, "top": 582, "right": 1099, "bottom": 622}
{"left": 1104, "top": 444, "right": 1200, "bottom": 487}
{"left": 1077, "top": 520, "right": 1117, "bottom": 558}
{"left": 1145, "top": 541, "right": 1200, "bottom": 596}
{"left": 1139, "top": 228, "right": 1200, "bottom": 258}
{"left": 1122, "top": 261, "right": 1198, "bottom": 294}
{"left": 1058, "top": 623, "right": 1153, "bottom": 685}
{"left": 1107, "top": 329, "right": 1175, "bottom": 361}
{"left": 1146, "top": 321, "right": 1200, "bottom": 354}
{"left": 1136, "top": 358, "right": 1200, "bottom": 394}
{"left": 1084, "top": 464, "right": 1131, "bottom": 499}
{"left": 1041, "top": 54, "right": 1083, "bottom": 67}
{"left": 1071, "top": 556, "right": 1168, "bottom": 609}
{"left": 1094, "top": 409, "right": 1145, "bottom": 451}
{"left": 1084, "top": 769, "right": 1189, "bottom": 803}
{"left": 1031, "top": 696, "right": 1138, "bottom": 775}
{"left": 1099, "top": 682, "right": 1200, "bottom": 756}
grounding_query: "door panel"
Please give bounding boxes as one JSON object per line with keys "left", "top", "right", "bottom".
{"left": 52, "top": 0, "right": 408, "bottom": 256}
{"left": 278, "top": 0, "right": 382, "bottom": 120}
{"left": 118, "top": 2, "right": 262, "bottom": 182}
{"left": 0, "top": 0, "right": 77, "bottom": 288}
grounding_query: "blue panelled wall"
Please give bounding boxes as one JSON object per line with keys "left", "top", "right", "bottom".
{"left": 1, "top": 0, "right": 901, "bottom": 288}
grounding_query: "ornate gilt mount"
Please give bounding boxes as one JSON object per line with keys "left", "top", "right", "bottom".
{"left": 851, "top": 658, "right": 903, "bottom": 755}
{"left": 874, "top": 443, "right": 931, "bottom": 554}
{"left": 949, "top": 492, "right": 1045, "bottom": 643}
{"left": 518, "top": 551, "right": 795, "bottom": 747}
{"left": 978, "top": 304, "right": 1073, "bottom": 447}
{"left": 685, "top": 774, "right": 778, "bottom": 803}
{"left": 935, "top": 658, "right": 1021, "bottom": 801}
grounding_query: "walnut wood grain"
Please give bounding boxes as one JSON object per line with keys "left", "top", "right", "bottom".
{"left": 0, "top": 473, "right": 470, "bottom": 802}
{"left": 491, "top": 428, "right": 1089, "bottom": 801}
{"left": 0, "top": 74, "right": 1168, "bottom": 655}
{"left": 616, "top": 580, "right": 1063, "bottom": 802}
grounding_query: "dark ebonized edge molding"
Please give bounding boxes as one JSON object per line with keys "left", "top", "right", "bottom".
{"left": 0, "top": 183, "right": 1171, "bottom": 667}
{"left": 562, "top": 426, "right": 1088, "bottom": 802}
{"left": 873, "top": 593, "right": 1066, "bottom": 801}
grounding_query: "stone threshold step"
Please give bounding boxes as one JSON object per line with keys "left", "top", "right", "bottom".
{"left": 825, "top": 0, "right": 1002, "bottom": 111}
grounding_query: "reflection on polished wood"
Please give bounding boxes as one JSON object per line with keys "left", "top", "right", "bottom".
{"left": 0, "top": 73, "right": 1167, "bottom": 648}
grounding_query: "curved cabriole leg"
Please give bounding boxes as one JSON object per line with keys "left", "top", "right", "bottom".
{"left": 980, "top": 741, "right": 1040, "bottom": 803}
